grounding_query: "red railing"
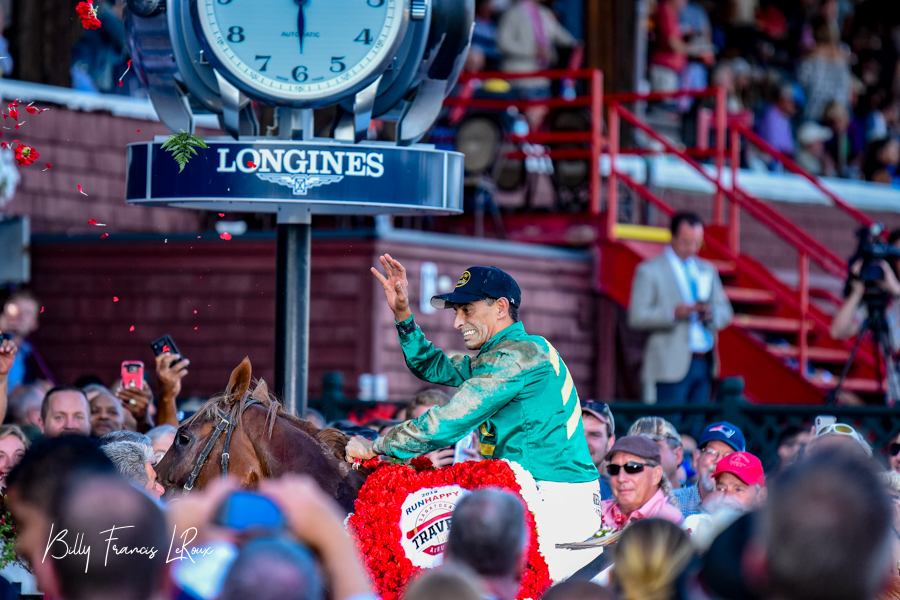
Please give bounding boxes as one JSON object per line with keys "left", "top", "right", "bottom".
{"left": 601, "top": 88, "right": 871, "bottom": 382}
{"left": 446, "top": 69, "right": 604, "bottom": 212}
{"left": 443, "top": 69, "right": 877, "bottom": 384}
{"left": 732, "top": 124, "right": 873, "bottom": 228}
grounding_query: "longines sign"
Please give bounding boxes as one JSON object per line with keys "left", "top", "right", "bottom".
{"left": 125, "top": 140, "right": 464, "bottom": 216}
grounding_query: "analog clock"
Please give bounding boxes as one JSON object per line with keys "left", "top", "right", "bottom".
{"left": 192, "top": 0, "right": 412, "bottom": 107}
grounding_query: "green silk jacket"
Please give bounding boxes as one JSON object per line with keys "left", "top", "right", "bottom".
{"left": 373, "top": 315, "right": 599, "bottom": 483}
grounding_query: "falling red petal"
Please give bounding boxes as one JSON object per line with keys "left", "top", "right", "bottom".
{"left": 88, "top": 219, "right": 97, "bottom": 225}
{"left": 78, "top": 184, "right": 87, "bottom": 196}
{"left": 136, "top": 130, "right": 140, "bottom": 132}
{"left": 193, "top": 310, "right": 197, "bottom": 314}
{"left": 162, "top": 344, "right": 170, "bottom": 353}
{"left": 220, "top": 232, "right": 232, "bottom": 240}
{"left": 218, "top": 213, "right": 224, "bottom": 217}
{"left": 129, "top": 325, "right": 135, "bottom": 332}
{"left": 194, "top": 327, "right": 198, "bottom": 330}
{"left": 113, "top": 296, "right": 119, "bottom": 302}
{"left": 246, "top": 161, "right": 256, "bottom": 168}
{"left": 100, "top": 233, "right": 108, "bottom": 239}
{"left": 40, "top": 306, "right": 44, "bottom": 314}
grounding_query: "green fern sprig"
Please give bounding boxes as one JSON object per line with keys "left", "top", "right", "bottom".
{"left": 161, "top": 130, "right": 209, "bottom": 172}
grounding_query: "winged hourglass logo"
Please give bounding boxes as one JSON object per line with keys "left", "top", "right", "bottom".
{"left": 256, "top": 173, "right": 344, "bottom": 195}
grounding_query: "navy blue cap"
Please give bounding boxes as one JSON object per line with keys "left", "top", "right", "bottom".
{"left": 700, "top": 421, "right": 746, "bottom": 452}
{"left": 431, "top": 266, "right": 522, "bottom": 310}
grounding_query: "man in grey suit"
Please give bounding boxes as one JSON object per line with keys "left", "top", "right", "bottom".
{"left": 628, "top": 212, "right": 733, "bottom": 403}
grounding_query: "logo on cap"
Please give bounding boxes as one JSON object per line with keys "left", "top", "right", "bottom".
{"left": 456, "top": 271, "right": 471, "bottom": 288}
{"left": 729, "top": 453, "right": 750, "bottom": 466}
{"left": 708, "top": 424, "right": 735, "bottom": 438}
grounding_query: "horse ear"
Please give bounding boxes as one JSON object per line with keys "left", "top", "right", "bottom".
{"left": 251, "top": 378, "right": 270, "bottom": 402}
{"left": 225, "top": 357, "right": 252, "bottom": 403}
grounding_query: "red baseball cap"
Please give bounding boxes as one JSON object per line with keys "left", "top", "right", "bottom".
{"left": 714, "top": 451, "right": 765, "bottom": 487}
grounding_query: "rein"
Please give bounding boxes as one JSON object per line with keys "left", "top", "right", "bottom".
{"left": 183, "top": 397, "right": 262, "bottom": 492}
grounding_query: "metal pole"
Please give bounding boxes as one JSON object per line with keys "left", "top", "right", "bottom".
{"left": 275, "top": 218, "right": 311, "bottom": 417}
{"left": 275, "top": 109, "right": 315, "bottom": 417}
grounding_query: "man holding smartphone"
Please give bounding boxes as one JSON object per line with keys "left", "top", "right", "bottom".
{"left": 628, "top": 212, "right": 733, "bottom": 404}
{"left": 347, "top": 256, "right": 602, "bottom": 579}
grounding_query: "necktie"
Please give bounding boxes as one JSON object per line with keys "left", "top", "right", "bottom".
{"left": 687, "top": 261, "right": 698, "bottom": 303}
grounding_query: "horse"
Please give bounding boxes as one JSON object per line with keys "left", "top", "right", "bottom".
{"left": 155, "top": 357, "right": 370, "bottom": 513}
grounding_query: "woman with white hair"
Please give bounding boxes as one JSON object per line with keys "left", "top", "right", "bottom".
{"left": 101, "top": 440, "right": 165, "bottom": 500}
{"left": 146, "top": 424, "right": 176, "bottom": 463}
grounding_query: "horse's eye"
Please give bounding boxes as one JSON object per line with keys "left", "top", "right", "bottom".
{"left": 177, "top": 433, "right": 190, "bottom": 446}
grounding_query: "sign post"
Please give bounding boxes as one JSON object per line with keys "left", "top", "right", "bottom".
{"left": 274, "top": 221, "right": 311, "bottom": 417}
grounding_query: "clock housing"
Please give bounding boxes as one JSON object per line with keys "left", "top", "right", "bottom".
{"left": 191, "top": 0, "right": 410, "bottom": 107}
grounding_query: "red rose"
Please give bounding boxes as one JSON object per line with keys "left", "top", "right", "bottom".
{"left": 348, "top": 460, "right": 551, "bottom": 600}
{"left": 14, "top": 145, "right": 38, "bottom": 166}
{"left": 76, "top": 2, "right": 102, "bottom": 29}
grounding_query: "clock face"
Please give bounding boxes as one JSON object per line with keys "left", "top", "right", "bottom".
{"left": 194, "top": 0, "right": 406, "bottom": 106}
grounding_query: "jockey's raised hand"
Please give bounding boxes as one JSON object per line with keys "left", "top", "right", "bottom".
{"left": 370, "top": 253, "right": 412, "bottom": 322}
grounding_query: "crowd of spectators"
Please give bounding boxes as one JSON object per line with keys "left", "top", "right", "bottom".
{"left": 0, "top": 223, "right": 890, "bottom": 600}
{"left": 646, "top": 0, "right": 900, "bottom": 184}
{"left": 0, "top": 276, "right": 894, "bottom": 600}
{"left": 466, "top": 0, "right": 900, "bottom": 186}
{"left": 0, "top": 373, "right": 898, "bottom": 600}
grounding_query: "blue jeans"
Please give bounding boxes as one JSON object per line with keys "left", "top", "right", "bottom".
{"left": 656, "top": 356, "right": 711, "bottom": 404}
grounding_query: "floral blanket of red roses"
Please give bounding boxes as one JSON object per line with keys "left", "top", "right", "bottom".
{"left": 347, "top": 458, "right": 552, "bottom": 600}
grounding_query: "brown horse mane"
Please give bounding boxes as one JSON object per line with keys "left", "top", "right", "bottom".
{"left": 182, "top": 378, "right": 350, "bottom": 461}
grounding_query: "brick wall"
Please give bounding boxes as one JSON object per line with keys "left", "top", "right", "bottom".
{"left": 3, "top": 103, "right": 213, "bottom": 234}
{"left": 30, "top": 235, "right": 277, "bottom": 398}
{"left": 369, "top": 238, "right": 598, "bottom": 401}
{"left": 28, "top": 233, "right": 600, "bottom": 404}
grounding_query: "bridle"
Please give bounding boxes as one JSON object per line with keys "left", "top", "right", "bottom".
{"left": 183, "top": 397, "right": 262, "bottom": 492}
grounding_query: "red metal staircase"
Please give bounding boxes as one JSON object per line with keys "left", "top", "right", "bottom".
{"left": 445, "top": 71, "right": 885, "bottom": 404}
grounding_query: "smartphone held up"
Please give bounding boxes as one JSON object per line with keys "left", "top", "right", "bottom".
{"left": 151, "top": 334, "right": 186, "bottom": 367}
{"left": 121, "top": 361, "right": 144, "bottom": 389}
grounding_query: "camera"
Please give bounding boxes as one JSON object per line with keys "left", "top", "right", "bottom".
{"left": 846, "top": 223, "right": 900, "bottom": 300}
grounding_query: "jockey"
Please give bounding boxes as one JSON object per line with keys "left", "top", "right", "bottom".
{"left": 346, "top": 255, "right": 603, "bottom": 578}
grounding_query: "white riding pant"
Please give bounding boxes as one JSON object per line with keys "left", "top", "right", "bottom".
{"left": 532, "top": 478, "right": 604, "bottom": 582}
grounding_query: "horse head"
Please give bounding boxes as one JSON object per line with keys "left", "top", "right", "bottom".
{"left": 156, "top": 357, "right": 369, "bottom": 512}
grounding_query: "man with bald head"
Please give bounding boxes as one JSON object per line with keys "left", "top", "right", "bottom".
{"left": 45, "top": 473, "right": 169, "bottom": 600}
{"left": 445, "top": 489, "right": 527, "bottom": 600}
{"left": 40, "top": 386, "right": 91, "bottom": 438}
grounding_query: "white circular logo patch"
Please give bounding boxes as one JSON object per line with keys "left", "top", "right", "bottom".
{"left": 399, "top": 485, "right": 469, "bottom": 568}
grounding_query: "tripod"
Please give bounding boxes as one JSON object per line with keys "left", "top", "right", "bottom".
{"left": 827, "top": 295, "right": 900, "bottom": 406}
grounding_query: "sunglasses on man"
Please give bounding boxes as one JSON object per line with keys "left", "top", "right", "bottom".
{"left": 607, "top": 462, "right": 651, "bottom": 476}
{"left": 890, "top": 443, "right": 900, "bottom": 456}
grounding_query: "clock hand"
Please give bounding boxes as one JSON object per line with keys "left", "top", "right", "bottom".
{"left": 295, "top": 0, "right": 309, "bottom": 54}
